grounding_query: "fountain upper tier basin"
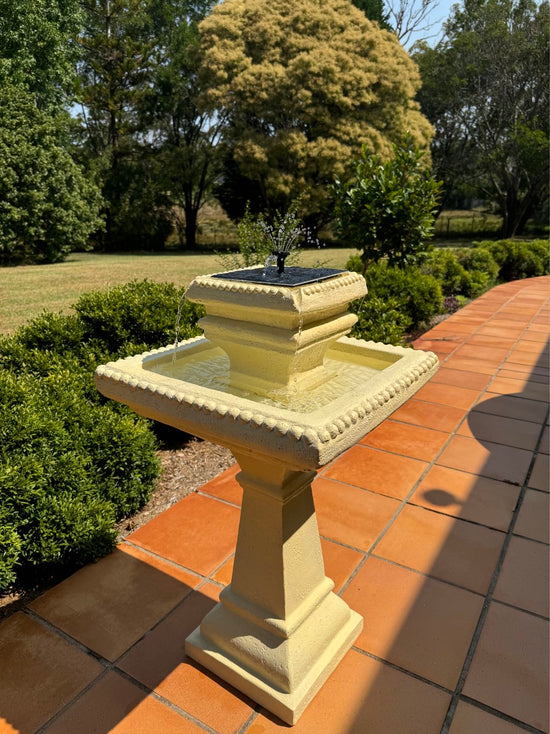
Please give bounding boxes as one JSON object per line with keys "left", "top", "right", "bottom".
{"left": 95, "top": 334, "right": 438, "bottom": 470}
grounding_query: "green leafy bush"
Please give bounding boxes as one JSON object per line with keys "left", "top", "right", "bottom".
{"left": 349, "top": 295, "right": 412, "bottom": 345}
{"left": 474, "top": 239, "right": 550, "bottom": 282}
{"left": 334, "top": 136, "right": 442, "bottom": 272}
{"left": 421, "top": 249, "right": 471, "bottom": 297}
{"left": 0, "top": 279, "right": 204, "bottom": 592}
{"left": 347, "top": 257, "right": 442, "bottom": 342}
{"left": 75, "top": 280, "right": 203, "bottom": 356}
{"left": 0, "top": 367, "right": 160, "bottom": 589}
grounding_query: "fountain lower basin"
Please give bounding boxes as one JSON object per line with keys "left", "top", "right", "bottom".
{"left": 95, "top": 269, "right": 438, "bottom": 724}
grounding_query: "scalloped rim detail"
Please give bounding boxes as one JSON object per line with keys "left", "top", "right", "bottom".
{"left": 95, "top": 339, "right": 438, "bottom": 449}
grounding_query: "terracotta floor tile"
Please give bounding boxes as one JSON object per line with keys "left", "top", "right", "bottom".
{"left": 449, "top": 700, "right": 527, "bottom": 734}
{"left": 412, "top": 338, "right": 460, "bottom": 356}
{"left": 493, "top": 536, "right": 549, "bottom": 617}
{"left": 437, "top": 435, "right": 532, "bottom": 485}
{"left": 441, "top": 357, "right": 498, "bottom": 375}
{"left": 523, "top": 328, "right": 549, "bottom": 342}
{"left": 411, "top": 465, "right": 520, "bottom": 532}
{"left": 431, "top": 367, "right": 492, "bottom": 391}
{"left": 45, "top": 671, "right": 203, "bottom": 734}
{"left": 463, "top": 602, "right": 549, "bottom": 731}
{"left": 489, "top": 375, "right": 549, "bottom": 401}
{"left": 507, "top": 348, "right": 549, "bottom": 368}
{"left": 211, "top": 555, "right": 234, "bottom": 586}
{"left": 118, "top": 584, "right": 255, "bottom": 734}
{"left": 498, "top": 367, "right": 549, "bottom": 384}
{"left": 313, "top": 477, "right": 400, "bottom": 550}
{"left": 322, "top": 446, "right": 427, "bottom": 501}
{"left": 458, "top": 411, "right": 541, "bottom": 451}
{"left": 342, "top": 557, "right": 483, "bottom": 689}
{"left": 320, "top": 537, "right": 364, "bottom": 593}
{"left": 473, "top": 392, "right": 548, "bottom": 423}
{"left": 514, "top": 488, "right": 549, "bottom": 542}
{"left": 129, "top": 493, "right": 240, "bottom": 576}
{"left": 513, "top": 339, "right": 549, "bottom": 354}
{"left": 211, "top": 538, "right": 363, "bottom": 594}
{"left": 199, "top": 463, "right": 242, "bottom": 506}
{"left": 29, "top": 546, "right": 199, "bottom": 661}
{"left": 359, "top": 420, "right": 449, "bottom": 462}
{"left": 465, "top": 335, "right": 517, "bottom": 350}
{"left": 375, "top": 504, "right": 504, "bottom": 594}
{"left": 413, "top": 381, "right": 480, "bottom": 410}
{"left": 501, "top": 359, "right": 549, "bottom": 376}
{"left": 389, "top": 399, "right": 466, "bottom": 433}
{"left": 475, "top": 326, "right": 524, "bottom": 339}
{"left": 247, "top": 649, "right": 450, "bottom": 734}
{"left": 453, "top": 344, "right": 509, "bottom": 364}
{"left": 528, "top": 453, "right": 549, "bottom": 491}
{"left": 0, "top": 612, "right": 103, "bottom": 732}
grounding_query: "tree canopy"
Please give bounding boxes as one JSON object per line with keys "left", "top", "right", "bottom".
{"left": 0, "top": 86, "right": 103, "bottom": 265}
{"left": 198, "top": 0, "right": 433, "bottom": 223}
{"left": 414, "top": 0, "right": 549, "bottom": 236}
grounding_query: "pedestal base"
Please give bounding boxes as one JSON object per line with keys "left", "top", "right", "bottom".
{"left": 186, "top": 607, "right": 363, "bottom": 725}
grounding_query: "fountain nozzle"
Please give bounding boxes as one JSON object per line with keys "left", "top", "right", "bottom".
{"left": 273, "top": 250, "right": 290, "bottom": 274}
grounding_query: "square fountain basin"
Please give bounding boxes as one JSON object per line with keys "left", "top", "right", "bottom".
{"left": 95, "top": 336, "right": 438, "bottom": 470}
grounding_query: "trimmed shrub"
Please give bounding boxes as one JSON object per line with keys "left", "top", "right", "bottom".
{"left": 75, "top": 279, "right": 203, "bottom": 356}
{"left": 0, "top": 367, "right": 159, "bottom": 589}
{"left": 474, "top": 239, "right": 549, "bottom": 282}
{"left": 349, "top": 295, "right": 412, "bottom": 345}
{"left": 365, "top": 263, "right": 443, "bottom": 329}
{"left": 0, "top": 279, "right": 205, "bottom": 592}
{"left": 421, "top": 249, "right": 470, "bottom": 296}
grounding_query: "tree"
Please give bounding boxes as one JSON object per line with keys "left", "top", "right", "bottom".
{"left": 142, "top": 0, "right": 221, "bottom": 249}
{"left": 414, "top": 0, "right": 549, "bottom": 237}
{"left": 0, "top": 0, "right": 82, "bottom": 110}
{"left": 198, "top": 0, "right": 433, "bottom": 224}
{"left": 0, "top": 86, "right": 103, "bottom": 265}
{"left": 333, "top": 136, "right": 441, "bottom": 272}
{"left": 350, "top": 0, "right": 391, "bottom": 28}
{"left": 76, "top": 0, "right": 172, "bottom": 249}
{"left": 385, "top": 0, "right": 440, "bottom": 48}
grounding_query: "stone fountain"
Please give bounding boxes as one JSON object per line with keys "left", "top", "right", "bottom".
{"left": 95, "top": 266, "right": 438, "bottom": 724}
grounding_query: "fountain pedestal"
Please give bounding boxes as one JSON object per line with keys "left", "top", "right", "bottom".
{"left": 186, "top": 453, "right": 362, "bottom": 724}
{"left": 95, "top": 268, "right": 438, "bottom": 724}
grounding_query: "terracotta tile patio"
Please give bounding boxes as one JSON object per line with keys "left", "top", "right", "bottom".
{"left": 1, "top": 277, "right": 548, "bottom": 734}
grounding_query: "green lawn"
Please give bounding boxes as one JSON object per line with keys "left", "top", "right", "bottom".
{"left": 0, "top": 248, "right": 357, "bottom": 334}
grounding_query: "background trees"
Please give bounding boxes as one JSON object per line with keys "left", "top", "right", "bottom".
{"left": 0, "top": 0, "right": 103, "bottom": 264}
{"left": 414, "top": 0, "right": 549, "bottom": 237}
{"left": 198, "top": 0, "right": 433, "bottom": 226}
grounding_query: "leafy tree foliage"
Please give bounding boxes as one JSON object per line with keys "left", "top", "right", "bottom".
{"left": 0, "top": 0, "right": 82, "bottom": 110}
{"left": 0, "top": 86, "right": 103, "bottom": 265}
{"left": 333, "top": 136, "right": 441, "bottom": 272}
{"left": 198, "top": 0, "right": 432, "bottom": 224}
{"left": 414, "top": 0, "right": 549, "bottom": 236}
{"left": 350, "top": 0, "right": 391, "bottom": 28}
{"left": 141, "top": 0, "right": 220, "bottom": 249}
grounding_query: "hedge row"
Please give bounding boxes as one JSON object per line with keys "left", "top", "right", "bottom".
{"left": 0, "top": 280, "right": 203, "bottom": 591}
{"left": 347, "top": 239, "right": 549, "bottom": 344}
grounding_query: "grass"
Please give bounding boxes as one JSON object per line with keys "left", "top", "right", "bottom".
{"left": 0, "top": 248, "right": 357, "bottom": 334}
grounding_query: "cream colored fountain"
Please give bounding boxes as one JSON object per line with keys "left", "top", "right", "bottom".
{"left": 95, "top": 266, "right": 438, "bottom": 725}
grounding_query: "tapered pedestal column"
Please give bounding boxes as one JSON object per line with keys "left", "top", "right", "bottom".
{"left": 185, "top": 454, "right": 363, "bottom": 725}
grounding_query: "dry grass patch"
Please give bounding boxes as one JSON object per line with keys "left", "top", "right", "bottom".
{"left": 0, "top": 248, "right": 356, "bottom": 334}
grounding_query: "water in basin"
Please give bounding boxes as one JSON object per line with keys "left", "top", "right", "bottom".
{"left": 146, "top": 343, "right": 401, "bottom": 414}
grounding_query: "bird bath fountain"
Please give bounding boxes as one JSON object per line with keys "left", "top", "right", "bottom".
{"left": 95, "top": 264, "right": 438, "bottom": 724}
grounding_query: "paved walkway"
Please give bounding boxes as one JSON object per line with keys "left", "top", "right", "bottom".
{"left": 1, "top": 277, "right": 548, "bottom": 734}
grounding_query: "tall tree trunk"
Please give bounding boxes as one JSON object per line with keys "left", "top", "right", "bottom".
{"left": 184, "top": 206, "right": 198, "bottom": 250}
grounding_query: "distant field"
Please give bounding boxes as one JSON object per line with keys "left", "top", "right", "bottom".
{"left": 0, "top": 248, "right": 357, "bottom": 334}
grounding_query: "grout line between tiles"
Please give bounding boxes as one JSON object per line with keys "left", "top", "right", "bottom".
{"left": 456, "top": 696, "right": 547, "bottom": 733}
{"left": 439, "top": 404, "right": 550, "bottom": 734}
